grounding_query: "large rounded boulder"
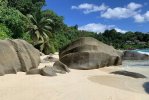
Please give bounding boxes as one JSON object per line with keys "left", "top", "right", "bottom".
{"left": 0, "top": 39, "right": 40, "bottom": 75}
{"left": 59, "top": 37, "right": 122, "bottom": 70}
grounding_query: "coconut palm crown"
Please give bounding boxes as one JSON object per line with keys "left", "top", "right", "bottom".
{"left": 27, "top": 14, "right": 53, "bottom": 54}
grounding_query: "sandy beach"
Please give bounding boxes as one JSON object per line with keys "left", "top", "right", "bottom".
{"left": 1, "top": 0, "right": 149, "bottom": 99}
{"left": 0, "top": 54, "right": 149, "bottom": 100}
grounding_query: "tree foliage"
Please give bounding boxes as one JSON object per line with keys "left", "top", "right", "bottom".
{"left": 0, "top": 6, "right": 28, "bottom": 38}
{"left": 41, "top": 10, "right": 65, "bottom": 33}
{"left": 0, "top": 23, "right": 11, "bottom": 39}
{"left": 0, "top": 0, "right": 8, "bottom": 7}
{"left": 27, "top": 14, "right": 53, "bottom": 54}
{"left": 7, "top": 0, "right": 45, "bottom": 15}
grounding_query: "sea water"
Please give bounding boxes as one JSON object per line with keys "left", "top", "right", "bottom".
{"left": 134, "top": 48, "right": 149, "bottom": 55}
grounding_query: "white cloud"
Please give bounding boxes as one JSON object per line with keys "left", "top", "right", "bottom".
{"left": 101, "top": 2, "right": 142, "bottom": 19}
{"left": 78, "top": 23, "right": 127, "bottom": 33}
{"left": 101, "top": 8, "right": 135, "bottom": 19}
{"left": 71, "top": 3, "right": 108, "bottom": 14}
{"left": 127, "top": 2, "right": 142, "bottom": 10}
{"left": 72, "top": 2, "right": 149, "bottom": 23}
{"left": 134, "top": 14, "right": 145, "bottom": 22}
{"left": 144, "top": 11, "right": 149, "bottom": 21}
{"left": 114, "top": 28, "right": 127, "bottom": 33}
{"left": 134, "top": 11, "right": 149, "bottom": 23}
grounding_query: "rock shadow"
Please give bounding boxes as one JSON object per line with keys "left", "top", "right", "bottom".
{"left": 88, "top": 75, "right": 145, "bottom": 93}
{"left": 110, "top": 70, "right": 146, "bottom": 78}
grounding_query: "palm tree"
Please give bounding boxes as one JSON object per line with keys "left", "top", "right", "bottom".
{"left": 27, "top": 14, "right": 53, "bottom": 54}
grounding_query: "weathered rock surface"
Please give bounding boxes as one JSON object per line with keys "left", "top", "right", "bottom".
{"left": 43, "top": 55, "right": 58, "bottom": 62}
{"left": 26, "top": 68, "right": 41, "bottom": 75}
{"left": 59, "top": 37, "right": 122, "bottom": 70}
{"left": 26, "top": 60, "right": 70, "bottom": 76}
{"left": 0, "top": 39, "right": 40, "bottom": 75}
{"left": 122, "top": 50, "right": 149, "bottom": 60}
{"left": 26, "top": 61, "right": 70, "bottom": 76}
{"left": 117, "top": 50, "right": 124, "bottom": 58}
{"left": 41, "top": 66, "right": 57, "bottom": 76}
{"left": 53, "top": 61, "right": 70, "bottom": 74}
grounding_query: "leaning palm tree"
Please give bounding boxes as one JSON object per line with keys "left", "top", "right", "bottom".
{"left": 27, "top": 14, "right": 53, "bottom": 54}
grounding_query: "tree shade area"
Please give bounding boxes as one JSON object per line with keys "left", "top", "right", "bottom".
{"left": 0, "top": 0, "right": 149, "bottom": 54}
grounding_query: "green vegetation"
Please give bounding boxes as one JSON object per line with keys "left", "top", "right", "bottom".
{"left": 0, "top": 24, "right": 11, "bottom": 39}
{"left": 0, "top": 6, "right": 28, "bottom": 38}
{"left": 27, "top": 14, "right": 53, "bottom": 54}
{"left": 7, "top": 0, "right": 45, "bottom": 15}
{"left": 0, "top": 0, "right": 149, "bottom": 54}
{"left": 99, "top": 30, "right": 149, "bottom": 49}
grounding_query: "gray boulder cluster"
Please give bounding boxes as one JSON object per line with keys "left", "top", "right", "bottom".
{"left": 0, "top": 39, "right": 70, "bottom": 76}
{"left": 59, "top": 37, "right": 122, "bottom": 70}
{"left": 0, "top": 37, "right": 123, "bottom": 76}
{"left": 27, "top": 61, "right": 70, "bottom": 76}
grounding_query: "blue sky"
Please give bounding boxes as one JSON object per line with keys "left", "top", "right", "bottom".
{"left": 44, "top": 0, "right": 149, "bottom": 33}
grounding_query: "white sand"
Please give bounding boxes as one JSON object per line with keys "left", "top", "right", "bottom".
{"left": 0, "top": 53, "right": 149, "bottom": 100}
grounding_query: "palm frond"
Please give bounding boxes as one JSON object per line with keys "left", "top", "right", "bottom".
{"left": 42, "top": 29, "right": 52, "bottom": 37}
{"left": 35, "top": 31, "right": 40, "bottom": 40}
{"left": 27, "top": 14, "right": 53, "bottom": 54}
{"left": 44, "top": 25, "right": 52, "bottom": 30}
{"left": 27, "top": 14, "right": 38, "bottom": 25}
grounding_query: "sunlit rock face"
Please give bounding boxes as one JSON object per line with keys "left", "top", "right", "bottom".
{"left": 0, "top": 39, "right": 40, "bottom": 75}
{"left": 59, "top": 37, "right": 122, "bottom": 70}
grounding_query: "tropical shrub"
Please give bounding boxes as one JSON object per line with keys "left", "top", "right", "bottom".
{"left": 0, "top": 24, "right": 11, "bottom": 39}
{"left": 7, "top": 0, "right": 45, "bottom": 15}
{"left": 0, "top": 6, "right": 28, "bottom": 38}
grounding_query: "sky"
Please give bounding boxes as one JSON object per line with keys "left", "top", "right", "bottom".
{"left": 44, "top": 0, "right": 149, "bottom": 33}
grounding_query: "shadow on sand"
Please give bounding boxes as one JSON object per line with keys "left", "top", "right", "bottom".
{"left": 143, "top": 82, "right": 149, "bottom": 94}
{"left": 88, "top": 75, "right": 145, "bottom": 93}
{"left": 110, "top": 70, "right": 146, "bottom": 78}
